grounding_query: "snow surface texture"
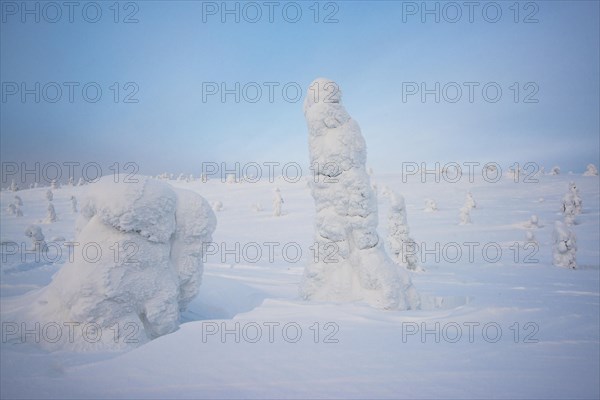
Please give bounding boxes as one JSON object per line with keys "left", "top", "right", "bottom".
{"left": 0, "top": 172, "right": 599, "bottom": 399}
{"left": 300, "top": 78, "right": 419, "bottom": 310}
{"left": 6, "top": 176, "right": 216, "bottom": 351}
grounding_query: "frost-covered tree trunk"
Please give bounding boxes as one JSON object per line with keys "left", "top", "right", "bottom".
{"left": 300, "top": 78, "right": 419, "bottom": 310}
{"left": 273, "top": 188, "right": 284, "bottom": 216}
{"left": 387, "top": 192, "right": 419, "bottom": 271}
{"left": 553, "top": 221, "right": 576, "bottom": 269}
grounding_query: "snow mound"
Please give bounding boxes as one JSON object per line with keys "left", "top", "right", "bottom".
{"left": 17, "top": 175, "right": 216, "bottom": 351}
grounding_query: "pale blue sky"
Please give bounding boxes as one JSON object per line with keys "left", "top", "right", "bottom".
{"left": 1, "top": 0, "right": 599, "bottom": 180}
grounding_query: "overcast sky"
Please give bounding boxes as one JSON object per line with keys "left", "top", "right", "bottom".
{"left": 1, "top": 0, "right": 599, "bottom": 181}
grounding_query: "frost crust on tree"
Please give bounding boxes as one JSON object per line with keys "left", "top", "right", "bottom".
{"left": 299, "top": 78, "right": 419, "bottom": 310}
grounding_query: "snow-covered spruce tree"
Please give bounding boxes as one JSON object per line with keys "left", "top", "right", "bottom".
{"left": 45, "top": 203, "right": 57, "bottom": 223}
{"left": 553, "top": 221, "right": 576, "bottom": 269}
{"left": 526, "top": 230, "right": 536, "bottom": 243}
{"left": 23, "top": 176, "right": 216, "bottom": 350}
{"left": 70, "top": 195, "right": 78, "bottom": 213}
{"left": 300, "top": 78, "right": 419, "bottom": 310}
{"left": 465, "top": 192, "right": 476, "bottom": 209}
{"left": 584, "top": 163, "right": 598, "bottom": 176}
{"left": 9, "top": 179, "right": 18, "bottom": 192}
{"left": 459, "top": 206, "right": 471, "bottom": 225}
{"left": 7, "top": 203, "right": 17, "bottom": 215}
{"left": 226, "top": 174, "right": 236, "bottom": 184}
{"left": 46, "top": 189, "right": 53, "bottom": 202}
{"left": 550, "top": 166, "right": 560, "bottom": 175}
{"left": 386, "top": 192, "right": 419, "bottom": 270}
{"left": 50, "top": 179, "right": 59, "bottom": 190}
{"left": 562, "top": 182, "right": 582, "bottom": 225}
{"left": 211, "top": 200, "right": 223, "bottom": 212}
{"left": 68, "top": 176, "right": 74, "bottom": 186}
{"left": 273, "top": 187, "right": 284, "bottom": 216}
{"left": 25, "top": 225, "right": 47, "bottom": 252}
{"left": 528, "top": 214, "right": 540, "bottom": 228}
{"left": 14, "top": 195, "right": 23, "bottom": 206}
{"left": 424, "top": 198, "right": 437, "bottom": 212}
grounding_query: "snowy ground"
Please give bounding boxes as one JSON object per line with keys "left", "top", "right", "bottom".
{"left": 1, "top": 172, "right": 599, "bottom": 399}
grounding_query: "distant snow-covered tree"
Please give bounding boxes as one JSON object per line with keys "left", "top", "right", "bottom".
{"left": 14, "top": 195, "right": 23, "bottom": 206}
{"left": 273, "top": 187, "right": 284, "bottom": 216}
{"left": 562, "top": 182, "right": 582, "bottom": 225}
{"left": 459, "top": 206, "right": 471, "bottom": 225}
{"left": 465, "top": 192, "right": 476, "bottom": 209}
{"left": 71, "top": 195, "right": 78, "bottom": 213}
{"left": 550, "top": 166, "right": 560, "bottom": 175}
{"left": 387, "top": 192, "right": 419, "bottom": 270}
{"left": 226, "top": 174, "right": 236, "bottom": 184}
{"left": 526, "top": 230, "right": 536, "bottom": 243}
{"left": 211, "top": 200, "right": 223, "bottom": 212}
{"left": 25, "top": 225, "right": 47, "bottom": 252}
{"left": 583, "top": 163, "right": 598, "bottom": 176}
{"left": 553, "top": 221, "right": 576, "bottom": 269}
{"left": 68, "top": 176, "right": 74, "bottom": 186}
{"left": 9, "top": 179, "right": 18, "bottom": 192}
{"left": 528, "top": 214, "right": 540, "bottom": 228}
{"left": 46, "top": 203, "right": 57, "bottom": 223}
{"left": 7, "top": 203, "right": 17, "bottom": 215}
{"left": 424, "top": 198, "right": 437, "bottom": 212}
{"left": 45, "top": 189, "right": 53, "bottom": 202}
{"left": 50, "top": 179, "right": 59, "bottom": 190}
{"left": 77, "top": 177, "right": 85, "bottom": 186}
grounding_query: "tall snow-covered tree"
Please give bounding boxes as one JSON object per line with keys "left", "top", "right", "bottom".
{"left": 553, "top": 221, "right": 576, "bottom": 269}
{"left": 273, "top": 187, "right": 284, "bottom": 217}
{"left": 562, "top": 181, "right": 582, "bottom": 225}
{"left": 299, "top": 77, "right": 419, "bottom": 310}
{"left": 46, "top": 189, "right": 53, "bottom": 202}
{"left": 71, "top": 195, "right": 78, "bottom": 213}
{"left": 46, "top": 203, "right": 57, "bottom": 223}
{"left": 386, "top": 192, "right": 419, "bottom": 270}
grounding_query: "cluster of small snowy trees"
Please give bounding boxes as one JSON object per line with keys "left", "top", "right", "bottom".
{"left": 552, "top": 181, "right": 583, "bottom": 269}
{"left": 299, "top": 78, "right": 419, "bottom": 310}
{"left": 23, "top": 176, "right": 217, "bottom": 350}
